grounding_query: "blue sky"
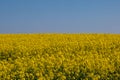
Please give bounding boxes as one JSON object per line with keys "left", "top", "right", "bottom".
{"left": 0, "top": 0, "right": 120, "bottom": 33}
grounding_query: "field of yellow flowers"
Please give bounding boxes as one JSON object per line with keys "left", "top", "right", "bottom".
{"left": 0, "top": 34, "right": 120, "bottom": 80}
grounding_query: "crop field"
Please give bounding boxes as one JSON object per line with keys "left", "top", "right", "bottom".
{"left": 0, "top": 34, "right": 120, "bottom": 80}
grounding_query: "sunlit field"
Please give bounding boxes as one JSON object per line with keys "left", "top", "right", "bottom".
{"left": 0, "top": 34, "right": 120, "bottom": 80}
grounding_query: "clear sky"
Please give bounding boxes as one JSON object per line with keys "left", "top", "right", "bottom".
{"left": 0, "top": 0, "right": 120, "bottom": 33}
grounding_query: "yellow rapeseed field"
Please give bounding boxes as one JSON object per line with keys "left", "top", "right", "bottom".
{"left": 0, "top": 34, "right": 120, "bottom": 80}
